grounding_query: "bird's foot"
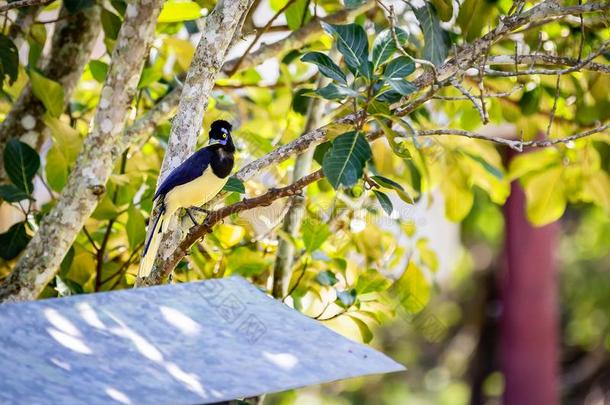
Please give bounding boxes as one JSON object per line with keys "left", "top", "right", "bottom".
{"left": 190, "top": 206, "right": 210, "bottom": 215}
{"left": 186, "top": 208, "right": 200, "bottom": 227}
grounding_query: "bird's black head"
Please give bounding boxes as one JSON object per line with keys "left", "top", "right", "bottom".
{"left": 208, "top": 120, "right": 235, "bottom": 152}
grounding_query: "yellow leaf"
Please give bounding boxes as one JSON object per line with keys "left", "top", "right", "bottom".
{"left": 42, "top": 114, "right": 82, "bottom": 162}
{"left": 440, "top": 166, "right": 473, "bottom": 221}
{"left": 390, "top": 262, "right": 430, "bottom": 314}
{"left": 523, "top": 165, "right": 566, "bottom": 226}
{"left": 214, "top": 224, "right": 245, "bottom": 249}
{"left": 158, "top": 1, "right": 202, "bottom": 23}
{"left": 509, "top": 148, "right": 561, "bottom": 180}
{"left": 416, "top": 238, "right": 439, "bottom": 273}
{"left": 164, "top": 38, "right": 195, "bottom": 69}
{"left": 582, "top": 171, "right": 610, "bottom": 214}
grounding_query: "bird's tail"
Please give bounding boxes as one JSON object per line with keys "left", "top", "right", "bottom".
{"left": 138, "top": 204, "right": 166, "bottom": 278}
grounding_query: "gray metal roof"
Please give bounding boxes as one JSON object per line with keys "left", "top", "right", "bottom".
{"left": 0, "top": 276, "right": 405, "bottom": 404}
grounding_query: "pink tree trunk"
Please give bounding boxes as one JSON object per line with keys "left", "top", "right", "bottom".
{"left": 501, "top": 175, "right": 559, "bottom": 405}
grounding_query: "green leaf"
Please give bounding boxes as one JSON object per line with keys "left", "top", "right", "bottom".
{"left": 301, "top": 52, "right": 347, "bottom": 84}
{"left": 431, "top": 0, "right": 453, "bottom": 22}
{"left": 387, "top": 79, "right": 417, "bottom": 96}
{"left": 158, "top": 1, "right": 202, "bottom": 22}
{"left": 373, "top": 190, "right": 393, "bottom": 215}
{"left": 45, "top": 145, "right": 69, "bottom": 191}
{"left": 323, "top": 131, "right": 372, "bottom": 189}
{"left": 371, "top": 175, "right": 403, "bottom": 190}
{"left": 391, "top": 262, "right": 430, "bottom": 313}
{"left": 371, "top": 28, "right": 409, "bottom": 69}
{"left": 321, "top": 22, "right": 369, "bottom": 75}
{"left": 456, "top": 0, "right": 495, "bottom": 41}
{"left": 519, "top": 87, "right": 542, "bottom": 116}
{"left": 89, "top": 60, "right": 108, "bottom": 83}
{"left": 223, "top": 177, "right": 245, "bottom": 194}
{"left": 227, "top": 246, "right": 269, "bottom": 277}
{"left": 413, "top": 3, "right": 450, "bottom": 66}
{"left": 0, "top": 222, "right": 31, "bottom": 260}
{"left": 336, "top": 289, "right": 357, "bottom": 307}
{"left": 285, "top": 0, "right": 311, "bottom": 30}
{"left": 367, "top": 99, "right": 391, "bottom": 116}
{"left": 138, "top": 66, "right": 162, "bottom": 89}
{"left": 462, "top": 151, "right": 503, "bottom": 180}
{"left": 101, "top": 8, "right": 122, "bottom": 41}
{"left": 29, "top": 70, "right": 65, "bottom": 117}
{"left": 356, "top": 269, "right": 391, "bottom": 294}
{"left": 344, "top": 0, "right": 366, "bottom": 8}
{"left": 0, "top": 184, "right": 31, "bottom": 203}
{"left": 316, "top": 270, "right": 338, "bottom": 286}
{"left": 383, "top": 56, "right": 415, "bottom": 79}
{"left": 126, "top": 205, "right": 146, "bottom": 250}
{"left": 315, "top": 83, "right": 358, "bottom": 100}
{"left": 302, "top": 219, "right": 331, "bottom": 253}
{"left": 523, "top": 165, "right": 566, "bottom": 226}
{"left": 4, "top": 139, "right": 40, "bottom": 195}
{"left": 42, "top": 114, "right": 82, "bottom": 162}
{"left": 64, "top": 0, "right": 95, "bottom": 13}
{"left": 0, "top": 34, "right": 19, "bottom": 89}
{"left": 110, "top": 0, "right": 127, "bottom": 16}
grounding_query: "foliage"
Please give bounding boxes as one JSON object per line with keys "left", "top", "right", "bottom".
{"left": 0, "top": 0, "right": 608, "bottom": 379}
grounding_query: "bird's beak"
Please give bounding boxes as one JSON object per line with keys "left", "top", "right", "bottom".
{"left": 208, "top": 138, "right": 222, "bottom": 146}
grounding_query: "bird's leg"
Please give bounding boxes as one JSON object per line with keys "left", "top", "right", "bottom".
{"left": 189, "top": 206, "right": 210, "bottom": 215}
{"left": 185, "top": 208, "right": 199, "bottom": 226}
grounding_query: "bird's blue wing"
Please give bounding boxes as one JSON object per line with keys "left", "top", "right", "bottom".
{"left": 153, "top": 148, "right": 212, "bottom": 201}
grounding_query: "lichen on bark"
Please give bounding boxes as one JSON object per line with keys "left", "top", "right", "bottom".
{"left": 0, "top": 0, "right": 164, "bottom": 302}
{"left": 136, "top": 0, "right": 255, "bottom": 285}
{"left": 0, "top": 3, "right": 101, "bottom": 177}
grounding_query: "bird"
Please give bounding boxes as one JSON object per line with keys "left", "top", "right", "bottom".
{"left": 138, "top": 119, "right": 235, "bottom": 277}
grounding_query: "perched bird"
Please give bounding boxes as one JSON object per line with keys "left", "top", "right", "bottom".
{"left": 139, "top": 120, "right": 235, "bottom": 277}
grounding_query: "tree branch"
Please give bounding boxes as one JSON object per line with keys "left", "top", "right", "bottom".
{"left": 0, "top": 0, "right": 165, "bottom": 302}
{"left": 416, "top": 123, "right": 610, "bottom": 151}
{"left": 138, "top": 170, "right": 325, "bottom": 286}
{"left": 0, "top": 0, "right": 52, "bottom": 13}
{"left": 0, "top": 3, "right": 101, "bottom": 178}
{"left": 136, "top": 0, "right": 256, "bottom": 283}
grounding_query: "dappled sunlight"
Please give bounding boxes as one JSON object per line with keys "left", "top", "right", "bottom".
{"left": 49, "top": 357, "right": 72, "bottom": 371}
{"left": 76, "top": 302, "right": 107, "bottom": 330}
{"left": 104, "top": 310, "right": 208, "bottom": 399}
{"left": 46, "top": 328, "right": 92, "bottom": 355}
{"left": 165, "top": 362, "right": 207, "bottom": 397}
{"left": 104, "top": 387, "right": 131, "bottom": 404}
{"left": 44, "top": 308, "right": 92, "bottom": 355}
{"left": 262, "top": 351, "right": 299, "bottom": 371}
{"left": 159, "top": 305, "right": 202, "bottom": 337}
{"left": 106, "top": 313, "right": 164, "bottom": 363}
{"left": 44, "top": 308, "right": 81, "bottom": 336}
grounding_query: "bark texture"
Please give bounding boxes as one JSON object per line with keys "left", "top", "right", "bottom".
{"left": 0, "top": 3, "right": 101, "bottom": 175}
{"left": 136, "top": 0, "right": 255, "bottom": 285}
{"left": 272, "top": 75, "right": 329, "bottom": 298}
{"left": 0, "top": 0, "right": 164, "bottom": 302}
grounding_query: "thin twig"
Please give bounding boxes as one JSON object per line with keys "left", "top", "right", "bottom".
{"left": 451, "top": 78, "right": 487, "bottom": 124}
{"left": 0, "top": 0, "right": 52, "bottom": 12}
{"left": 432, "top": 85, "right": 523, "bottom": 100}
{"left": 546, "top": 74, "right": 562, "bottom": 138}
{"left": 226, "top": 0, "right": 297, "bottom": 76}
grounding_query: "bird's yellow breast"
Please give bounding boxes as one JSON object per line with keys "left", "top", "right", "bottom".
{"left": 164, "top": 169, "right": 228, "bottom": 216}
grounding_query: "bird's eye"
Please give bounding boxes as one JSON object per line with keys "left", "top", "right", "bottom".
{"left": 222, "top": 133, "right": 227, "bottom": 138}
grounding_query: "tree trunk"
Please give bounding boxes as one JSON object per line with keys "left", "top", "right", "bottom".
{"left": 501, "top": 164, "right": 559, "bottom": 404}
{"left": 0, "top": 0, "right": 164, "bottom": 302}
